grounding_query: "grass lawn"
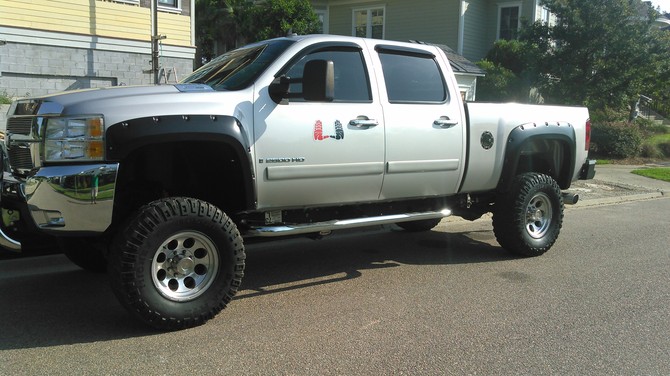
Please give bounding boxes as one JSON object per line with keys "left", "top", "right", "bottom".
{"left": 631, "top": 167, "right": 670, "bottom": 182}
{"left": 648, "top": 133, "right": 670, "bottom": 143}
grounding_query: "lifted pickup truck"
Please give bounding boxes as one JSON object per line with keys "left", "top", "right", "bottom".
{"left": 1, "top": 35, "right": 595, "bottom": 329}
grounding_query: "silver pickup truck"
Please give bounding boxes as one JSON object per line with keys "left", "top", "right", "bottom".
{"left": 1, "top": 35, "right": 595, "bottom": 329}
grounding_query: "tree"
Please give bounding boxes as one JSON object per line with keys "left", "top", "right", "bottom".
{"left": 475, "top": 39, "right": 539, "bottom": 102}
{"left": 478, "top": 0, "right": 670, "bottom": 117}
{"left": 194, "top": 0, "right": 320, "bottom": 67}
{"left": 520, "top": 0, "right": 670, "bottom": 118}
{"left": 194, "top": 0, "right": 246, "bottom": 66}
{"left": 240, "top": 0, "right": 320, "bottom": 41}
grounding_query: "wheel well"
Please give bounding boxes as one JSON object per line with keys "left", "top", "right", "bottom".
{"left": 502, "top": 138, "right": 574, "bottom": 191}
{"left": 112, "top": 141, "right": 251, "bottom": 226}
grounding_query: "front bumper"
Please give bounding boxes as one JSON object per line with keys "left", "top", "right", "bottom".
{"left": 1, "top": 163, "right": 119, "bottom": 252}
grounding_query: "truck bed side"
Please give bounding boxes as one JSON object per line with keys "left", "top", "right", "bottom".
{"left": 460, "top": 102, "right": 590, "bottom": 193}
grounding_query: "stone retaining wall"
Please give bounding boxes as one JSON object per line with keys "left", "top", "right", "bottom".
{"left": 0, "top": 42, "right": 193, "bottom": 99}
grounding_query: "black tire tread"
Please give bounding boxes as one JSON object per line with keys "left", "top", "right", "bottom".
{"left": 493, "top": 173, "right": 564, "bottom": 257}
{"left": 109, "top": 197, "right": 245, "bottom": 330}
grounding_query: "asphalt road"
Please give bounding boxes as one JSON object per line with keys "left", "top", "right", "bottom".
{"left": 1, "top": 197, "right": 669, "bottom": 375}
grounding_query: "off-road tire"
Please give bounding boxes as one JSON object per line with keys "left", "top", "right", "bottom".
{"left": 60, "top": 238, "right": 108, "bottom": 273}
{"left": 108, "top": 197, "right": 245, "bottom": 330}
{"left": 396, "top": 218, "right": 442, "bottom": 232}
{"left": 493, "top": 173, "right": 563, "bottom": 257}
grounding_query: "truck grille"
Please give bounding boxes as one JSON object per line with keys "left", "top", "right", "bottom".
{"left": 8, "top": 148, "right": 34, "bottom": 170}
{"left": 6, "top": 117, "right": 33, "bottom": 135}
{"left": 6, "top": 117, "right": 37, "bottom": 171}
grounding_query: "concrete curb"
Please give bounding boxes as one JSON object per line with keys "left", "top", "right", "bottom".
{"left": 445, "top": 191, "right": 667, "bottom": 224}
{"left": 570, "top": 191, "right": 667, "bottom": 209}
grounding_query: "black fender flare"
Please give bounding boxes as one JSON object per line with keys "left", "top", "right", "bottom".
{"left": 106, "top": 114, "right": 255, "bottom": 208}
{"left": 497, "top": 122, "right": 576, "bottom": 192}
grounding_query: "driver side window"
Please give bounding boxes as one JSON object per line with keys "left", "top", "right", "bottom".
{"left": 286, "top": 48, "right": 372, "bottom": 102}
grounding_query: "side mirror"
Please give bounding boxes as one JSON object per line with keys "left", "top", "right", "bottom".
{"left": 268, "top": 76, "right": 291, "bottom": 104}
{"left": 303, "top": 60, "right": 334, "bottom": 102}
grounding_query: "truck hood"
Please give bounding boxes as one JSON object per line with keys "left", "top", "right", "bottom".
{"left": 14, "top": 84, "right": 243, "bottom": 127}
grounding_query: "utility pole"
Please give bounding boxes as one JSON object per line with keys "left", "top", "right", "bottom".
{"left": 150, "top": 0, "right": 166, "bottom": 84}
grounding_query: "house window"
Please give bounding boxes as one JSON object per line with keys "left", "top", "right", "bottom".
{"left": 158, "top": 0, "right": 178, "bottom": 8}
{"left": 315, "top": 9, "right": 328, "bottom": 33}
{"left": 540, "top": 6, "right": 550, "bottom": 23}
{"left": 353, "top": 7, "right": 384, "bottom": 39}
{"left": 498, "top": 3, "right": 521, "bottom": 40}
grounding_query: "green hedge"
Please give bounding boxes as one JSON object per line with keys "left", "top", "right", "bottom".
{"left": 590, "top": 122, "right": 643, "bottom": 159}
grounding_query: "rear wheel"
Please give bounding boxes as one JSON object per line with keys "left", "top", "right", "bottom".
{"left": 493, "top": 173, "right": 563, "bottom": 257}
{"left": 109, "top": 197, "right": 245, "bottom": 330}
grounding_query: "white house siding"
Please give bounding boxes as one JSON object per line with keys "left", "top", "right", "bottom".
{"left": 326, "top": 2, "right": 353, "bottom": 36}
{"left": 446, "top": 0, "right": 542, "bottom": 62}
{"left": 318, "top": 0, "right": 546, "bottom": 60}
{"left": 384, "top": 0, "right": 459, "bottom": 48}
{"left": 456, "top": 74, "right": 478, "bottom": 102}
{"left": 325, "top": 0, "right": 460, "bottom": 48}
{"left": 461, "top": 0, "right": 490, "bottom": 61}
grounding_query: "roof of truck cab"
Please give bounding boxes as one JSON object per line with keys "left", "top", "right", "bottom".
{"left": 285, "top": 35, "right": 485, "bottom": 76}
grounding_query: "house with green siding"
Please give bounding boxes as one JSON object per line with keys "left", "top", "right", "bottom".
{"left": 311, "top": 0, "right": 553, "bottom": 100}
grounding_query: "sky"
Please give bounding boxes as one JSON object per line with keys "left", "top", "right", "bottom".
{"left": 650, "top": 0, "right": 670, "bottom": 13}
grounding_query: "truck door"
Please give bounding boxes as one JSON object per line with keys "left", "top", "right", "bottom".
{"left": 373, "top": 44, "right": 466, "bottom": 199}
{"left": 253, "top": 43, "right": 385, "bottom": 209}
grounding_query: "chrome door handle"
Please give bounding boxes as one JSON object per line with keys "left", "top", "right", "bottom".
{"left": 434, "top": 116, "right": 459, "bottom": 128}
{"left": 349, "top": 116, "right": 379, "bottom": 128}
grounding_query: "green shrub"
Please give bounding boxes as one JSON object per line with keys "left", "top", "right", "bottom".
{"left": 0, "top": 91, "right": 12, "bottom": 104}
{"left": 640, "top": 123, "right": 670, "bottom": 136}
{"left": 590, "top": 122, "right": 643, "bottom": 159}
{"left": 659, "top": 142, "right": 670, "bottom": 157}
{"left": 475, "top": 60, "right": 527, "bottom": 102}
{"left": 590, "top": 107, "right": 627, "bottom": 123}
{"left": 640, "top": 142, "right": 664, "bottom": 158}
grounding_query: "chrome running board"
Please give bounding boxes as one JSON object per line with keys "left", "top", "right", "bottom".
{"left": 247, "top": 209, "right": 451, "bottom": 237}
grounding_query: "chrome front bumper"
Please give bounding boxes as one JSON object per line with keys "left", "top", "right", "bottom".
{"left": 0, "top": 163, "right": 119, "bottom": 252}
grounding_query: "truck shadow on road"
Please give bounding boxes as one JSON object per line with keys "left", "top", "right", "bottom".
{"left": 0, "top": 223, "right": 516, "bottom": 350}
{"left": 239, "top": 224, "right": 514, "bottom": 299}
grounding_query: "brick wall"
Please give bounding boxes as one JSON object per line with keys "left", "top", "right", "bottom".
{"left": 0, "top": 42, "right": 193, "bottom": 98}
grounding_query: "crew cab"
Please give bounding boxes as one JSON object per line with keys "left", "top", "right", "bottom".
{"left": 1, "top": 35, "right": 595, "bottom": 329}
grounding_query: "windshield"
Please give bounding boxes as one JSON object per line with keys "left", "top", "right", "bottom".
{"left": 181, "top": 39, "right": 295, "bottom": 91}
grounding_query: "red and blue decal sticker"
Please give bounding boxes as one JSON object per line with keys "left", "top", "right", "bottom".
{"left": 314, "top": 120, "right": 344, "bottom": 141}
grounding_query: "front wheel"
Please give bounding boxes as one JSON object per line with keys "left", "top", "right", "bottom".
{"left": 493, "top": 173, "right": 564, "bottom": 257}
{"left": 108, "top": 197, "right": 245, "bottom": 330}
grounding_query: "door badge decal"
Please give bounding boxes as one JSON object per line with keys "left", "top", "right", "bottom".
{"left": 314, "top": 120, "right": 344, "bottom": 141}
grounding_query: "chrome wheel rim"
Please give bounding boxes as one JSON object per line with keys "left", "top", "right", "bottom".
{"left": 151, "top": 231, "right": 219, "bottom": 301}
{"left": 525, "top": 192, "right": 553, "bottom": 239}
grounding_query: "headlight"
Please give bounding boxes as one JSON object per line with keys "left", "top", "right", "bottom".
{"left": 44, "top": 116, "right": 104, "bottom": 162}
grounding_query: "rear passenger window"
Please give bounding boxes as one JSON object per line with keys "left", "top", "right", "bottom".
{"left": 378, "top": 51, "right": 447, "bottom": 103}
{"left": 285, "top": 48, "right": 372, "bottom": 102}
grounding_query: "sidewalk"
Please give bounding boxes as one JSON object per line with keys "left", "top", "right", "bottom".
{"left": 570, "top": 164, "right": 669, "bottom": 207}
